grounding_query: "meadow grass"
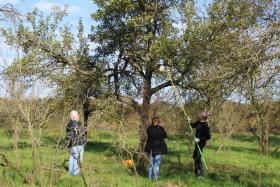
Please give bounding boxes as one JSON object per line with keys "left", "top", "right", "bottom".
{"left": 0, "top": 129, "right": 279, "bottom": 187}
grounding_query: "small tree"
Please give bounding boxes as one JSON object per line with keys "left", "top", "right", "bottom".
{"left": 1, "top": 7, "right": 108, "bottom": 126}
{"left": 242, "top": 69, "right": 279, "bottom": 154}
{"left": 211, "top": 102, "right": 244, "bottom": 152}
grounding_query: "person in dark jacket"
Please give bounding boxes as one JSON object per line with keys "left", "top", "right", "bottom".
{"left": 145, "top": 116, "right": 167, "bottom": 180}
{"left": 66, "top": 110, "right": 87, "bottom": 176}
{"left": 189, "top": 112, "right": 211, "bottom": 177}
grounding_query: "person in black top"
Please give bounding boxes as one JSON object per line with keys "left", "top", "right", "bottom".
{"left": 145, "top": 116, "right": 168, "bottom": 180}
{"left": 189, "top": 112, "right": 211, "bottom": 177}
{"left": 66, "top": 110, "right": 87, "bottom": 176}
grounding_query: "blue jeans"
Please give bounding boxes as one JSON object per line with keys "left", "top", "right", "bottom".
{"left": 148, "top": 154, "right": 162, "bottom": 180}
{"left": 69, "top": 145, "right": 84, "bottom": 175}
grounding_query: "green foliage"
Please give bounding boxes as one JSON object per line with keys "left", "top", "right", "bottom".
{"left": 180, "top": 0, "right": 280, "bottom": 102}
{"left": 91, "top": 0, "right": 186, "bottom": 98}
{"left": 1, "top": 7, "right": 109, "bottom": 118}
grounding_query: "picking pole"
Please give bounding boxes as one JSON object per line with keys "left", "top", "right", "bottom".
{"left": 165, "top": 68, "right": 208, "bottom": 170}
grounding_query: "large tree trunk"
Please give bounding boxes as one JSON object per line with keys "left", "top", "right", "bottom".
{"left": 136, "top": 103, "right": 151, "bottom": 170}
{"left": 138, "top": 100, "right": 151, "bottom": 154}
{"left": 250, "top": 93, "right": 270, "bottom": 154}
{"left": 82, "top": 100, "right": 94, "bottom": 137}
{"left": 256, "top": 113, "right": 269, "bottom": 154}
{"left": 83, "top": 102, "right": 90, "bottom": 127}
{"left": 137, "top": 73, "right": 152, "bottom": 169}
{"left": 83, "top": 109, "right": 90, "bottom": 127}
{"left": 259, "top": 118, "right": 269, "bottom": 154}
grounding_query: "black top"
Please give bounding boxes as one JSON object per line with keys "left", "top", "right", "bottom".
{"left": 145, "top": 125, "right": 168, "bottom": 155}
{"left": 66, "top": 120, "right": 87, "bottom": 147}
{"left": 191, "top": 121, "right": 211, "bottom": 145}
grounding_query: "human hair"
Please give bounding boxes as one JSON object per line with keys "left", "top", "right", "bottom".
{"left": 200, "top": 112, "right": 208, "bottom": 121}
{"left": 151, "top": 116, "right": 160, "bottom": 126}
{"left": 70, "top": 110, "right": 79, "bottom": 120}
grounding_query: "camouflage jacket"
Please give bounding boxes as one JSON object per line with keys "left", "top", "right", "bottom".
{"left": 66, "top": 120, "right": 87, "bottom": 147}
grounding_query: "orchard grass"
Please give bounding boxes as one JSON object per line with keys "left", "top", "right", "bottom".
{"left": 0, "top": 129, "right": 279, "bottom": 187}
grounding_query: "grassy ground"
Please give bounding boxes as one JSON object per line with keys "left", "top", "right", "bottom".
{"left": 0, "top": 128, "right": 279, "bottom": 187}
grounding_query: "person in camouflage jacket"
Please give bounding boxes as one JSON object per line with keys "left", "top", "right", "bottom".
{"left": 66, "top": 110, "right": 87, "bottom": 176}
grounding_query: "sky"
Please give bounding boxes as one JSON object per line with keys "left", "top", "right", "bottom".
{"left": 0, "top": 0, "right": 98, "bottom": 32}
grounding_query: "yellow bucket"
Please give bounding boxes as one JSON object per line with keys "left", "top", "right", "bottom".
{"left": 123, "top": 159, "right": 134, "bottom": 169}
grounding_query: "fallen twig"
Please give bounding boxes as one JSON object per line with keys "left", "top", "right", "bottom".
{"left": 0, "top": 153, "right": 30, "bottom": 183}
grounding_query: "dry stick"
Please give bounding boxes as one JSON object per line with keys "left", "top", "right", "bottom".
{"left": 273, "top": 146, "right": 280, "bottom": 153}
{"left": 118, "top": 120, "right": 139, "bottom": 176}
{"left": 0, "top": 153, "right": 30, "bottom": 183}
{"left": 216, "top": 123, "right": 240, "bottom": 153}
{"left": 171, "top": 142, "right": 181, "bottom": 176}
{"left": 165, "top": 68, "right": 208, "bottom": 170}
{"left": 113, "top": 124, "right": 156, "bottom": 182}
{"left": 120, "top": 125, "right": 158, "bottom": 183}
{"left": 115, "top": 120, "right": 157, "bottom": 183}
{"left": 68, "top": 120, "right": 89, "bottom": 187}
{"left": 77, "top": 153, "right": 88, "bottom": 187}
{"left": 48, "top": 139, "right": 65, "bottom": 187}
{"left": 117, "top": 119, "right": 151, "bottom": 182}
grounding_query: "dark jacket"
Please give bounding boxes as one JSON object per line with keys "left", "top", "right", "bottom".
{"left": 191, "top": 121, "right": 211, "bottom": 146}
{"left": 66, "top": 120, "right": 87, "bottom": 147}
{"left": 145, "top": 125, "right": 168, "bottom": 155}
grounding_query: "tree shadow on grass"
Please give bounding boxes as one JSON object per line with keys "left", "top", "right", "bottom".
{"left": 162, "top": 158, "right": 192, "bottom": 177}
{"left": 168, "top": 134, "right": 187, "bottom": 141}
{"left": 42, "top": 136, "right": 58, "bottom": 145}
{"left": 208, "top": 140, "right": 280, "bottom": 159}
{"left": 231, "top": 134, "right": 280, "bottom": 147}
{"left": 85, "top": 141, "right": 113, "bottom": 153}
{"left": 159, "top": 157, "right": 279, "bottom": 187}
{"left": 160, "top": 158, "right": 260, "bottom": 186}
{"left": 207, "top": 166, "right": 280, "bottom": 187}
{"left": 270, "top": 150, "right": 280, "bottom": 159}
{"left": 269, "top": 135, "right": 280, "bottom": 146}
{"left": 0, "top": 141, "right": 31, "bottom": 151}
{"left": 207, "top": 171, "right": 258, "bottom": 187}
{"left": 207, "top": 144, "right": 260, "bottom": 155}
{"left": 231, "top": 134, "right": 258, "bottom": 143}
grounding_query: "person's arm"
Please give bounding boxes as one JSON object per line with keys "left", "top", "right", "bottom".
{"left": 146, "top": 126, "right": 151, "bottom": 138}
{"left": 66, "top": 121, "right": 72, "bottom": 136}
{"left": 161, "top": 127, "right": 167, "bottom": 139}
{"left": 191, "top": 121, "right": 199, "bottom": 128}
{"left": 66, "top": 121, "right": 76, "bottom": 141}
{"left": 206, "top": 125, "right": 211, "bottom": 140}
{"left": 78, "top": 125, "right": 88, "bottom": 145}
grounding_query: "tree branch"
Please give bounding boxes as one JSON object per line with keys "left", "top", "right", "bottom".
{"left": 118, "top": 96, "right": 140, "bottom": 112}
{"left": 150, "top": 78, "right": 181, "bottom": 96}
{"left": 25, "top": 38, "right": 96, "bottom": 76}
